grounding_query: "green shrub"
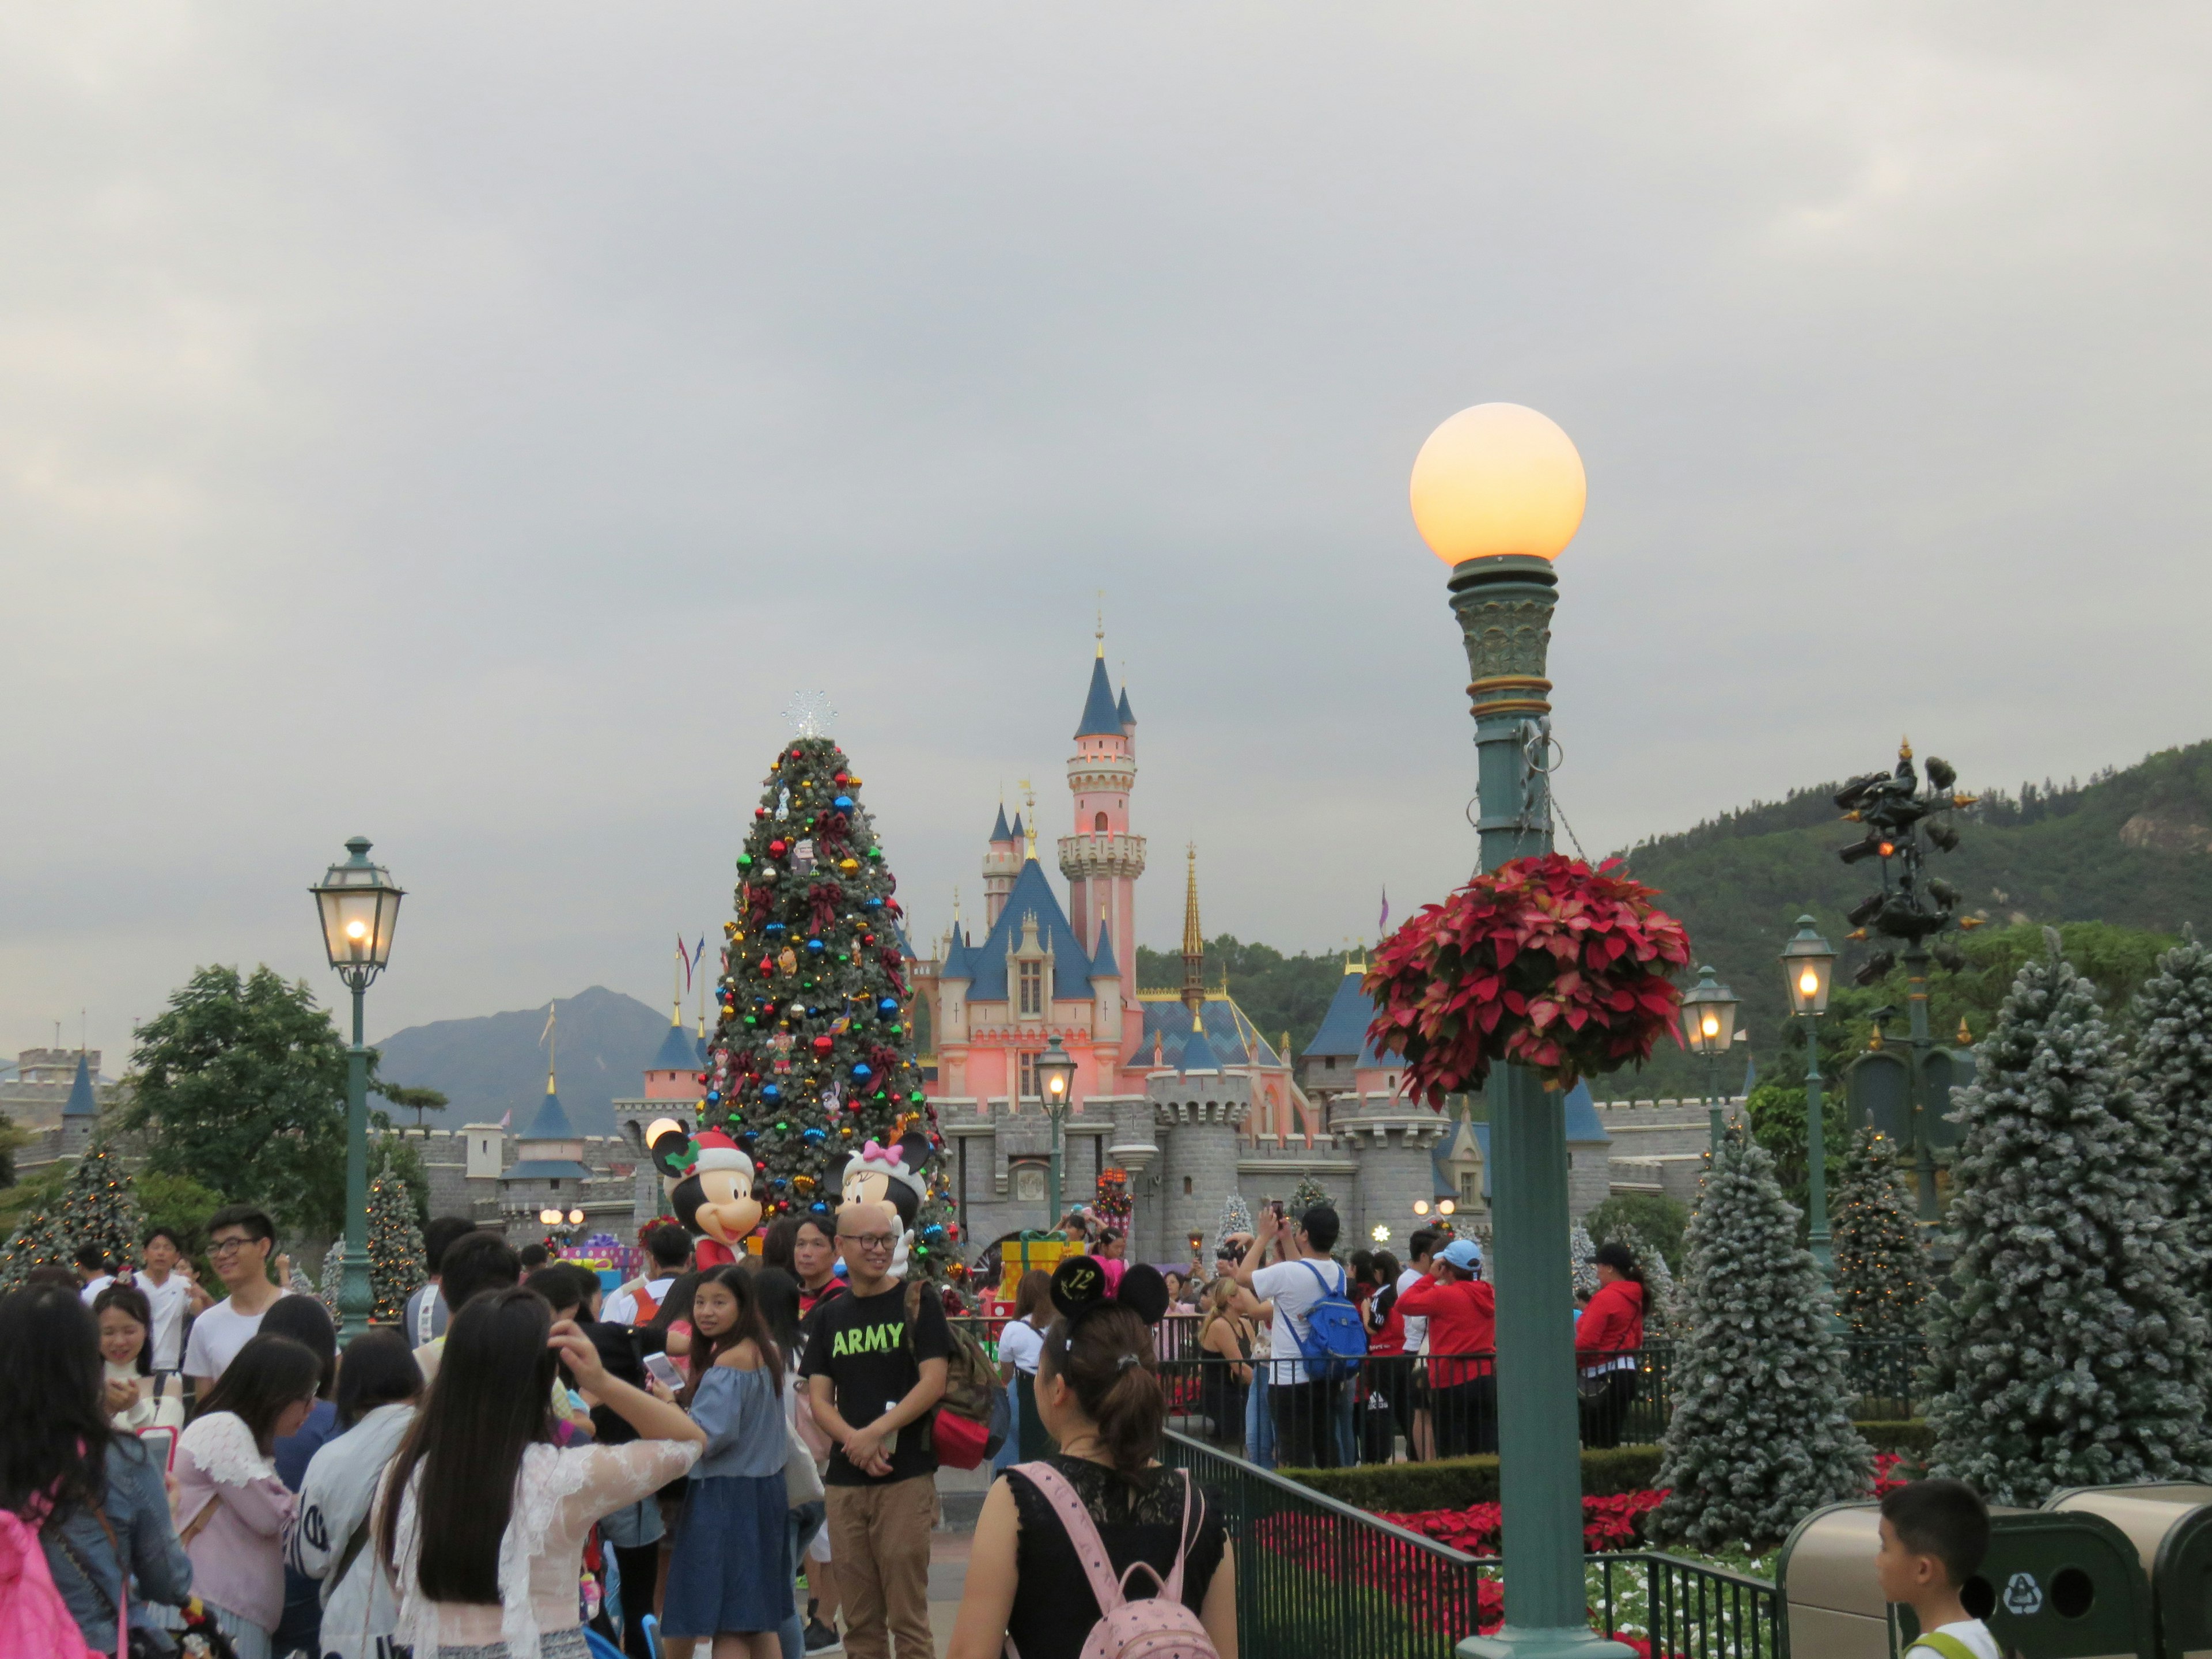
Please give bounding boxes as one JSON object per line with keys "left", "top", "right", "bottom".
{"left": 1286, "top": 1445, "right": 1666, "bottom": 1511}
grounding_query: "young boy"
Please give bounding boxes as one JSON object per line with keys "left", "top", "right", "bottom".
{"left": 1877, "top": 1478, "right": 1999, "bottom": 1659}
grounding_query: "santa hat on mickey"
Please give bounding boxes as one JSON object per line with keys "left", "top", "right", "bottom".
{"left": 687, "top": 1127, "right": 755, "bottom": 1181}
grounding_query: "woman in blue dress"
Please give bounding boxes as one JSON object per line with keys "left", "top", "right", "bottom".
{"left": 662, "top": 1265, "right": 794, "bottom": 1658}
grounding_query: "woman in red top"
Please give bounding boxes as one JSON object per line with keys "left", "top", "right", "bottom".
{"left": 1395, "top": 1238, "right": 1497, "bottom": 1457}
{"left": 1574, "top": 1240, "right": 1646, "bottom": 1448}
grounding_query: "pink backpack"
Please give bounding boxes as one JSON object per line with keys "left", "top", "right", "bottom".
{"left": 0, "top": 1509, "right": 107, "bottom": 1659}
{"left": 1007, "top": 1463, "right": 1219, "bottom": 1659}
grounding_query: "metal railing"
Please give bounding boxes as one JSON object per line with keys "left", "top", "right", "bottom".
{"left": 1161, "top": 1430, "right": 1783, "bottom": 1659}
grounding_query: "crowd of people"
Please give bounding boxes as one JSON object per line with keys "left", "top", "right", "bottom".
{"left": 4, "top": 1196, "right": 1240, "bottom": 1659}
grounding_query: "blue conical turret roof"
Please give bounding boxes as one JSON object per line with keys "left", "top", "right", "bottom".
{"left": 648, "top": 1012, "right": 698, "bottom": 1073}
{"left": 1088, "top": 916, "right": 1120, "bottom": 979}
{"left": 1305, "top": 968, "right": 1375, "bottom": 1059}
{"left": 63, "top": 1054, "right": 98, "bottom": 1118}
{"left": 941, "top": 923, "right": 973, "bottom": 980}
{"left": 991, "top": 804, "right": 1012, "bottom": 842}
{"left": 1117, "top": 685, "right": 1135, "bottom": 726}
{"left": 1178, "top": 1017, "right": 1222, "bottom": 1074}
{"left": 1076, "top": 656, "right": 1123, "bottom": 737}
{"left": 521, "top": 1086, "right": 577, "bottom": 1142}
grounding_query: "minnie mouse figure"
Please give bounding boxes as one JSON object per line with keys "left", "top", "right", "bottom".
{"left": 839, "top": 1127, "right": 933, "bottom": 1275}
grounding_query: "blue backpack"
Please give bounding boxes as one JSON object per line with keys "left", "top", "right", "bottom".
{"left": 1291, "top": 1261, "right": 1369, "bottom": 1382}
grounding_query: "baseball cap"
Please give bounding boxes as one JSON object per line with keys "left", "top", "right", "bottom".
{"left": 1438, "top": 1238, "right": 1483, "bottom": 1272}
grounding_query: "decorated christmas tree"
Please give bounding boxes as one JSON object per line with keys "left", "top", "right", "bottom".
{"left": 1927, "top": 934, "right": 2211, "bottom": 1502}
{"left": 365, "top": 1166, "right": 426, "bottom": 1323}
{"left": 2131, "top": 931, "right": 2212, "bottom": 1274}
{"left": 1830, "top": 1127, "right": 1927, "bottom": 1338}
{"left": 1215, "top": 1193, "right": 1252, "bottom": 1247}
{"left": 1094, "top": 1168, "right": 1132, "bottom": 1237}
{"left": 1287, "top": 1174, "right": 1333, "bottom": 1221}
{"left": 0, "top": 1192, "right": 70, "bottom": 1290}
{"left": 54, "top": 1142, "right": 143, "bottom": 1278}
{"left": 701, "top": 725, "right": 946, "bottom": 1274}
{"left": 1649, "top": 1126, "right": 1869, "bottom": 1551}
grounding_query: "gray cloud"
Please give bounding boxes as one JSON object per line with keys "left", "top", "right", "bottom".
{"left": 5, "top": 3, "right": 2209, "bottom": 1058}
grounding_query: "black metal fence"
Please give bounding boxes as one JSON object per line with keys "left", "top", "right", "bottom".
{"left": 1160, "top": 1430, "right": 1785, "bottom": 1659}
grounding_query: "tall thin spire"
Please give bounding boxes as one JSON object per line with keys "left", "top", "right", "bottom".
{"left": 1096, "top": 592, "right": 1105, "bottom": 657}
{"left": 544, "top": 1001, "right": 558, "bottom": 1094}
{"left": 1181, "top": 844, "right": 1205, "bottom": 1017}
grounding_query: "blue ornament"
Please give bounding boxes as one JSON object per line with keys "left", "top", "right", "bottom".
{"left": 877, "top": 998, "right": 898, "bottom": 1016}
{"left": 763, "top": 1084, "right": 782, "bottom": 1101}
{"left": 922, "top": 1225, "right": 947, "bottom": 1245}
{"left": 766, "top": 922, "right": 787, "bottom": 936}
{"left": 806, "top": 937, "right": 825, "bottom": 954}
{"left": 803, "top": 1127, "right": 827, "bottom": 1146}
{"left": 851, "top": 1063, "right": 872, "bottom": 1081}
{"left": 706, "top": 1090, "right": 721, "bottom": 1104}
{"left": 833, "top": 795, "right": 854, "bottom": 810}
{"left": 810, "top": 1201, "right": 831, "bottom": 1216}
{"left": 865, "top": 897, "right": 884, "bottom": 910}
{"left": 771, "top": 1176, "right": 788, "bottom": 1190}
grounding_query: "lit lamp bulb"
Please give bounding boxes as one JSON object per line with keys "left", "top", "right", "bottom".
{"left": 1409, "top": 403, "right": 1588, "bottom": 565}
{"left": 1800, "top": 969, "right": 1820, "bottom": 998}
{"left": 1438, "top": 1199, "right": 1457, "bottom": 1217}
{"left": 346, "top": 919, "right": 369, "bottom": 941}
{"left": 1702, "top": 1014, "right": 1720, "bottom": 1040}
{"left": 567, "top": 1209, "right": 584, "bottom": 1225}
{"left": 539, "top": 1207, "right": 560, "bottom": 1225}
{"left": 1412, "top": 1200, "right": 1431, "bottom": 1217}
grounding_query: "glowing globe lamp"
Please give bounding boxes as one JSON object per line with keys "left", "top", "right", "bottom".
{"left": 1410, "top": 403, "right": 1587, "bottom": 566}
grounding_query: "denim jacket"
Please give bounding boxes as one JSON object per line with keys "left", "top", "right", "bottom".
{"left": 44, "top": 1435, "right": 194, "bottom": 1656}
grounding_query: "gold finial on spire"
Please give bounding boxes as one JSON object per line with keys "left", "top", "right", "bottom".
{"left": 1096, "top": 592, "right": 1105, "bottom": 657}
{"left": 1899, "top": 735, "right": 1913, "bottom": 760}
{"left": 1020, "top": 781, "right": 1037, "bottom": 857}
{"left": 952, "top": 884, "right": 961, "bottom": 922}
{"left": 1956, "top": 1015, "right": 1972, "bottom": 1045}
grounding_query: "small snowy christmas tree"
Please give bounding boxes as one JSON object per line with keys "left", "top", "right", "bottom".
{"left": 1215, "top": 1193, "right": 1253, "bottom": 1247}
{"left": 1649, "top": 1126, "right": 1870, "bottom": 1551}
{"left": 2131, "top": 931, "right": 2212, "bottom": 1275}
{"left": 318, "top": 1238, "right": 345, "bottom": 1320}
{"left": 54, "top": 1143, "right": 143, "bottom": 1277}
{"left": 1927, "top": 934, "right": 2211, "bottom": 1503}
{"left": 1570, "top": 1222, "right": 1597, "bottom": 1294}
{"left": 1287, "top": 1175, "right": 1333, "bottom": 1221}
{"left": 1831, "top": 1127, "right": 1927, "bottom": 1338}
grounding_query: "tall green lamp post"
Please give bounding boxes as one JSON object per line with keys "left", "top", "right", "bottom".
{"left": 310, "top": 838, "right": 404, "bottom": 1336}
{"left": 1035, "top": 1034, "right": 1077, "bottom": 1233}
{"left": 1412, "top": 403, "right": 1628, "bottom": 1659}
{"left": 1680, "top": 966, "right": 1740, "bottom": 1152}
{"left": 1780, "top": 916, "right": 1839, "bottom": 1286}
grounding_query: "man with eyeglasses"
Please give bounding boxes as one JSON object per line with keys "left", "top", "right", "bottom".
{"left": 183, "top": 1203, "right": 291, "bottom": 1392}
{"left": 802, "top": 1200, "right": 949, "bottom": 1659}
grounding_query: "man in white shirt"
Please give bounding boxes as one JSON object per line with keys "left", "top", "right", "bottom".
{"left": 602, "top": 1225, "right": 694, "bottom": 1325}
{"left": 75, "top": 1244, "right": 116, "bottom": 1306}
{"left": 1236, "top": 1200, "right": 1351, "bottom": 1469}
{"left": 133, "top": 1225, "right": 209, "bottom": 1373}
{"left": 1398, "top": 1228, "right": 1442, "bottom": 1460}
{"left": 184, "top": 1204, "right": 290, "bottom": 1391}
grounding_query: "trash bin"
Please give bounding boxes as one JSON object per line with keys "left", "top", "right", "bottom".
{"left": 1780, "top": 1500, "right": 2155, "bottom": 1659}
{"left": 2047, "top": 1483, "right": 2212, "bottom": 1659}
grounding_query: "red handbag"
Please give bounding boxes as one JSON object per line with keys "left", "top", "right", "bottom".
{"left": 931, "top": 1408, "right": 990, "bottom": 1470}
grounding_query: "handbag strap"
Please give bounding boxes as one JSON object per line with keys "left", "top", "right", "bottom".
{"left": 48, "top": 1505, "right": 129, "bottom": 1659}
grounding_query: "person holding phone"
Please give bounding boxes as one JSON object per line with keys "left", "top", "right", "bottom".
{"left": 94, "top": 1281, "right": 186, "bottom": 1431}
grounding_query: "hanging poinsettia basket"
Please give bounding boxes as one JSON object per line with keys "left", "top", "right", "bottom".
{"left": 1365, "top": 854, "right": 1692, "bottom": 1101}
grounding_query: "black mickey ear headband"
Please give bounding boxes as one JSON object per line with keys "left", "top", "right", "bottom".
{"left": 1049, "top": 1257, "right": 1171, "bottom": 1329}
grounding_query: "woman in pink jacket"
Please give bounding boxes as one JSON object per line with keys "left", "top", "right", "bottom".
{"left": 162, "top": 1333, "right": 322, "bottom": 1658}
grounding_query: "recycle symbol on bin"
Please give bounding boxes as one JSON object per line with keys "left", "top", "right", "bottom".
{"left": 2002, "top": 1572, "right": 2044, "bottom": 1616}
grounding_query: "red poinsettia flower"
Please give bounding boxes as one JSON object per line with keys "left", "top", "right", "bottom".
{"left": 1365, "top": 854, "right": 1692, "bottom": 1100}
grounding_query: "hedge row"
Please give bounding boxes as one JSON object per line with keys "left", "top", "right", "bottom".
{"left": 1285, "top": 1422, "right": 1931, "bottom": 1512}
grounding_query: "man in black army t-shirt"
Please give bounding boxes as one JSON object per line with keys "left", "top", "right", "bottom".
{"left": 802, "top": 1200, "right": 949, "bottom": 1659}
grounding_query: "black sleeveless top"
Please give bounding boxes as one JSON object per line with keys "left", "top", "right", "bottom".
{"left": 1005, "top": 1456, "right": 1229, "bottom": 1659}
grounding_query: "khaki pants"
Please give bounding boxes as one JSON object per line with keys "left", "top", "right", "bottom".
{"left": 825, "top": 1475, "right": 938, "bottom": 1659}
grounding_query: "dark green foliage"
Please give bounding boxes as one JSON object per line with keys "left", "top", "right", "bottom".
{"left": 124, "top": 964, "right": 384, "bottom": 1238}
{"left": 0, "top": 1110, "right": 22, "bottom": 1189}
{"left": 0, "top": 1178, "right": 70, "bottom": 1289}
{"left": 1584, "top": 1192, "right": 1691, "bottom": 1276}
{"left": 1927, "top": 938, "right": 2211, "bottom": 1503}
{"left": 2130, "top": 933, "right": 2212, "bottom": 1274}
{"left": 1651, "top": 1127, "right": 1869, "bottom": 1551}
{"left": 1831, "top": 1128, "right": 1926, "bottom": 1337}
{"left": 1287, "top": 1446, "right": 1668, "bottom": 1512}
{"left": 134, "top": 1171, "right": 225, "bottom": 1271}
{"left": 1744, "top": 1080, "right": 1850, "bottom": 1231}
{"left": 378, "top": 1084, "right": 449, "bottom": 1131}
{"left": 1136, "top": 935, "right": 1347, "bottom": 1058}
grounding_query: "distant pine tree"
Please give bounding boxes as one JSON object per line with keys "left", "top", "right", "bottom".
{"left": 1215, "top": 1194, "right": 1252, "bottom": 1247}
{"left": 2131, "top": 931, "right": 2212, "bottom": 1276}
{"left": 1830, "top": 1127, "right": 1927, "bottom": 1337}
{"left": 54, "top": 1143, "right": 143, "bottom": 1278}
{"left": 1927, "top": 933, "right": 2211, "bottom": 1503}
{"left": 1649, "top": 1126, "right": 1869, "bottom": 1551}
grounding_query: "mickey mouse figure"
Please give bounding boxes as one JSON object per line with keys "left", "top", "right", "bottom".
{"left": 839, "top": 1127, "right": 933, "bottom": 1275}
{"left": 650, "top": 1126, "right": 763, "bottom": 1271}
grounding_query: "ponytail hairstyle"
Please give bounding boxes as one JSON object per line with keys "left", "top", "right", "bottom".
{"left": 1593, "top": 1240, "right": 1646, "bottom": 1290}
{"left": 1039, "top": 1305, "right": 1164, "bottom": 1479}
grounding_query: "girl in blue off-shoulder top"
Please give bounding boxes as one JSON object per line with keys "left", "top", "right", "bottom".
{"left": 662, "top": 1265, "right": 795, "bottom": 1657}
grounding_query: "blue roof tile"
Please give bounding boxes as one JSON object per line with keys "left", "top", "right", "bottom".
{"left": 647, "top": 1021, "right": 698, "bottom": 1073}
{"left": 1075, "top": 656, "right": 1123, "bottom": 737}
{"left": 1117, "top": 685, "right": 1135, "bottom": 726}
{"left": 941, "top": 923, "right": 972, "bottom": 980}
{"left": 961, "top": 860, "right": 1096, "bottom": 1002}
{"left": 63, "top": 1054, "right": 98, "bottom": 1118}
{"left": 1089, "top": 915, "right": 1119, "bottom": 979}
{"left": 1178, "top": 1020, "right": 1222, "bottom": 1073}
{"left": 520, "top": 1089, "right": 579, "bottom": 1142}
{"left": 501, "top": 1157, "right": 594, "bottom": 1182}
{"left": 1135, "top": 998, "right": 1281, "bottom": 1069}
{"left": 1304, "top": 970, "right": 1373, "bottom": 1059}
{"left": 991, "top": 804, "right": 1012, "bottom": 842}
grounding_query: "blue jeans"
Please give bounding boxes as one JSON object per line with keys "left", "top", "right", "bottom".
{"left": 1245, "top": 1364, "right": 1275, "bottom": 1468}
{"left": 777, "top": 1501, "right": 827, "bottom": 1659}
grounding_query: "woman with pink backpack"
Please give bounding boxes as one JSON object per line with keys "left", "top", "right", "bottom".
{"left": 946, "top": 1261, "right": 1238, "bottom": 1659}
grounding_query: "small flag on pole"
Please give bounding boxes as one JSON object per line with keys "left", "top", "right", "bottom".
{"left": 1378, "top": 887, "right": 1391, "bottom": 936}
{"left": 498, "top": 1105, "right": 512, "bottom": 1129}
{"left": 540, "top": 1002, "right": 557, "bottom": 1047}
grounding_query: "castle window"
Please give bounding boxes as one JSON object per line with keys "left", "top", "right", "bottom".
{"left": 1094, "top": 812, "right": 1107, "bottom": 832}
{"left": 1018, "top": 960, "right": 1042, "bottom": 1017}
{"left": 1183, "top": 1175, "right": 1192, "bottom": 1195}
{"left": 1018, "top": 1050, "right": 1037, "bottom": 1100}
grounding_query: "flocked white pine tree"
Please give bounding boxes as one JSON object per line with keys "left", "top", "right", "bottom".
{"left": 1570, "top": 1223, "right": 1597, "bottom": 1294}
{"left": 1927, "top": 934, "right": 2211, "bottom": 1502}
{"left": 1215, "top": 1193, "right": 1253, "bottom": 1248}
{"left": 1649, "top": 1126, "right": 1870, "bottom": 1551}
{"left": 2131, "top": 931, "right": 2212, "bottom": 1277}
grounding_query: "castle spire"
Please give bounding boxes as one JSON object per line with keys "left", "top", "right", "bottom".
{"left": 544, "top": 1001, "right": 558, "bottom": 1094}
{"left": 1181, "top": 844, "right": 1205, "bottom": 1017}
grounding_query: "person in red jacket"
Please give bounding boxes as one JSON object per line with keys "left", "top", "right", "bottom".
{"left": 1395, "top": 1237, "right": 1497, "bottom": 1457}
{"left": 1575, "top": 1240, "right": 1646, "bottom": 1448}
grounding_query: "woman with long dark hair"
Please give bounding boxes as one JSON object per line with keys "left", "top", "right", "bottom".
{"left": 164, "top": 1332, "right": 323, "bottom": 1657}
{"left": 661, "top": 1265, "right": 794, "bottom": 1658}
{"left": 288, "top": 1331, "right": 425, "bottom": 1659}
{"left": 1575, "top": 1240, "right": 1647, "bottom": 1449}
{"left": 93, "top": 1279, "right": 185, "bottom": 1430}
{"left": 1, "top": 1285, "right": 192, "bottom": 1657}
{"left": 377, "top": 1285, "right": 705, "bottom": 1659}
{"left": 947, "top": 1302, "right": 1238, "bottom": 1659}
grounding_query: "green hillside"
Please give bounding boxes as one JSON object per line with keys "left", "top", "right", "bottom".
{"left": 1617, "top": 739, "right": 2212, "bottom": 1092}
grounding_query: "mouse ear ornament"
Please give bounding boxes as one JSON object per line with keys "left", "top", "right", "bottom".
{"left": 1113, "top": 1264, "right": 1171, "bottom": 1327}
{"left": 1050, "top": 1256, "right": 1111, "bottom": 1320}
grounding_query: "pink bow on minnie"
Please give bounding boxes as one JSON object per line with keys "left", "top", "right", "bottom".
{"left": 857, "top": 1140, "right": 904, "bottom": 1168}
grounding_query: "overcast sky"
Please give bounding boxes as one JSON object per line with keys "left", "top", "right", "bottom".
{"left": 7, "top": 5, "right": 2210, "bottom": 1065}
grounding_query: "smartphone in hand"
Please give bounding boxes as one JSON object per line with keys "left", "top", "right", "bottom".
{"left": 643, "top": 1352, "right": 686, "bottom": 1393}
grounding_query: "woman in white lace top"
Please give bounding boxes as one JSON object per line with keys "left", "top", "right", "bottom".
{"left": 377, "top": 1285, "right": 707, "bottom": 1659}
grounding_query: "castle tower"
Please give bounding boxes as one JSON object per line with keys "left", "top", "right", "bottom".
{"left": 1059, "top": 635, "right": 1145, "bottom": 993}
{"left": 1179, "top": 846, "right": 1205, "bottom": 1017}
{"left": 983, "top": 805, "right": 1022, "bottom": 927}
